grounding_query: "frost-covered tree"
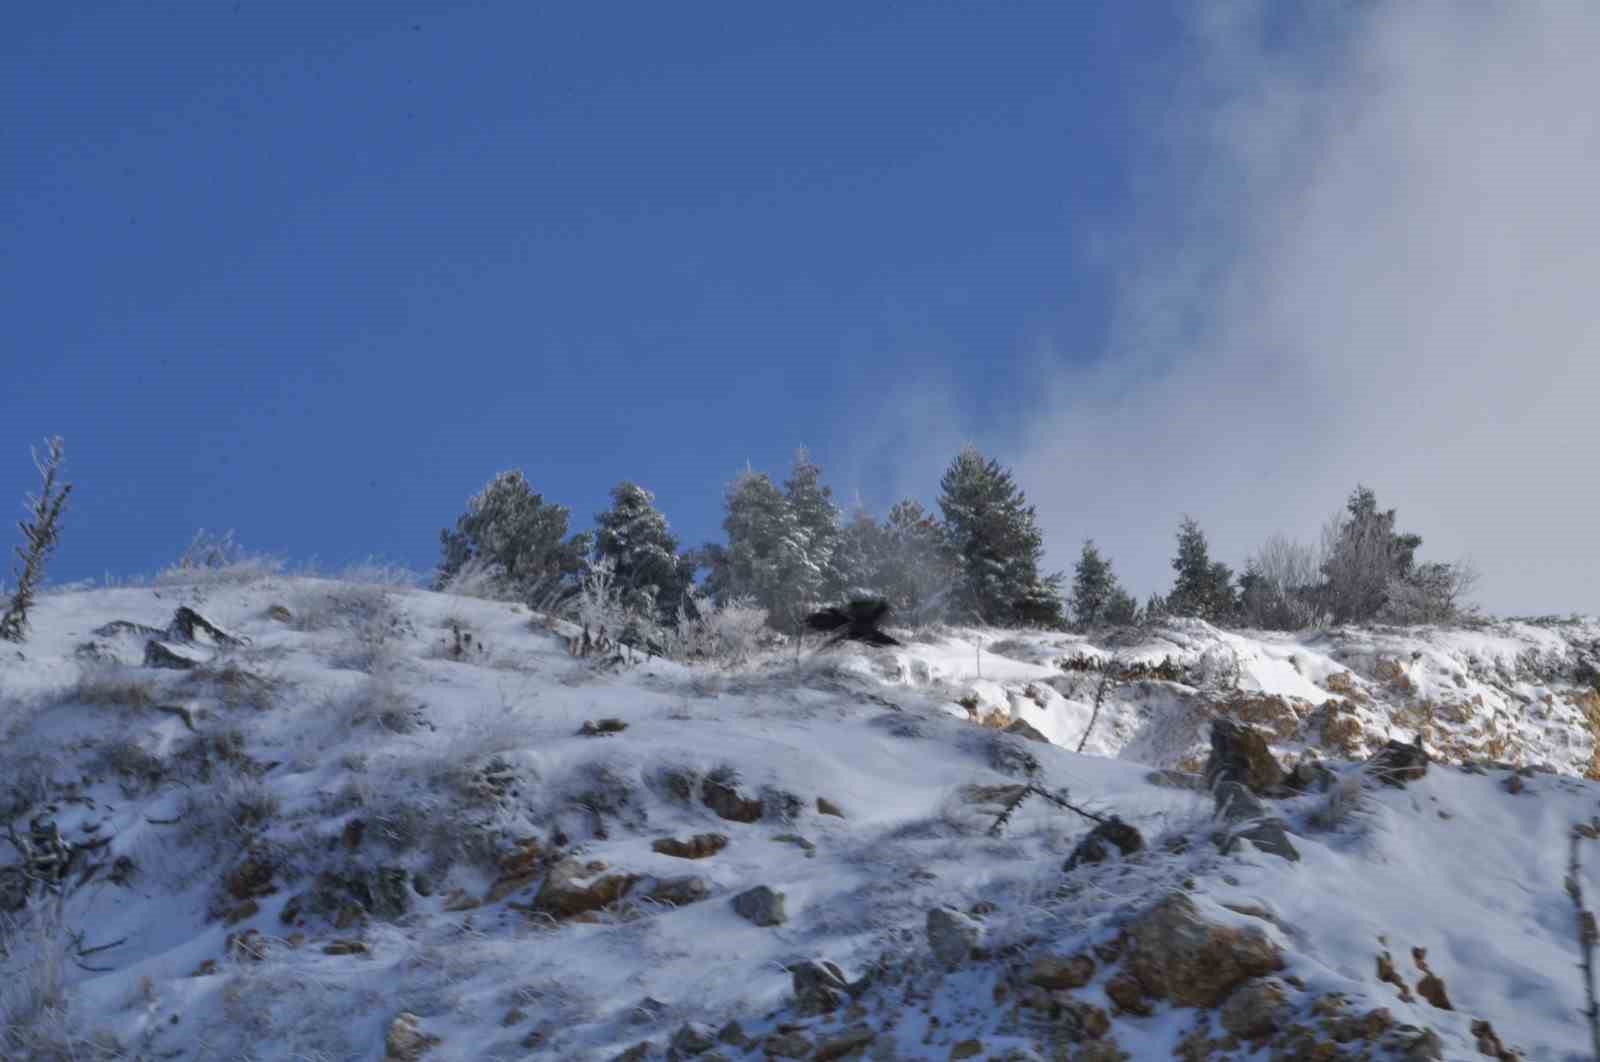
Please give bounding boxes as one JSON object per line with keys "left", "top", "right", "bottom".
{"left": 434, "top": 470, "right": 592, "bottom": 606}
{"left": 593, "top": 481, "right": 691, "bottom": 622}
{"left": 1318, "top": 485, "right": 1423, "bottom": 625}
{"left": 709, "top": 468, "right": 823, "bottom": 630}
{"left": 833, "top": 505, "right": 889, "bottom": 599}
{"left": 1070, "top": 540, "right": 1118, "bottom": 628}
{"left": 938, "top": 445, "right": 1064, "bottom": 628}
{"left": 784, "top": 448, "right": 842, "bottom": 598}
{"left": 1103, "top": 587, "right": 1139, "bottom": 627}
{"left": 1239, "top": 533, "right": 1321, "bottom": 630}
{"left": 877, "top": 499, "right": 957, "bottom": 626}
{"left": 0, "top": 437, "right": 72, "bottom": 643}
{"left": 1167, "top": 516, "right": 1235, "bottom": 624}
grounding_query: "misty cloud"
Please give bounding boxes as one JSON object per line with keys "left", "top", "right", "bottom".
{"left": 996, "top": 3, "right": 1600, "bottom": 615}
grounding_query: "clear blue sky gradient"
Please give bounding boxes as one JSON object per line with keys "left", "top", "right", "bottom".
{"left": 4, "top": 1, "right": 1191, "bottom": 584}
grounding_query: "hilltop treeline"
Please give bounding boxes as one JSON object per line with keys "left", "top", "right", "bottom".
{"left": 433, "top": 446, "right": 1477, "bottom": 638}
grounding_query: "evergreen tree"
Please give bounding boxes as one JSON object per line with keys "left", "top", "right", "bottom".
{"left": 783, "top": 448, "right": 842, "bottom": 598}
{"left": 1070, "top": 540, "right": 1116, "bottom": 628}
{"left": 937, "top": 445, "right": 1064, "bottom": 628}
{"left": 1167, "top": 516, "right": 1234, "bottom": 623}
{"left": 1319, "top": 485, "right": 1424, "bottom": 624}
{"left": 1103, "top": 587, "right": 1139, "bottom": 627}
{"left": 712, "top": 468, "right": 820, "bottom": 630}
{"left": 878, "top": 499, "right": 957, "bottom": 626}
{"left": 834, "top": 505, "right": 889, "bottom": 599}
{"left": 593, "top": 481, "right": 689, "bottom": 622}
{"left": 436, "top": 470, "right": 592, "bottom": 605}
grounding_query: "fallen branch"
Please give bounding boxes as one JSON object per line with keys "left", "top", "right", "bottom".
{"left": 987, "top": 782, "right": 1111, "bottom": 836}
{"left": 152, "top": 703, "right": 197, "bottom": 731}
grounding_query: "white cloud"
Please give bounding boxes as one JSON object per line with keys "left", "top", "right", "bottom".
{"left": 1006, "top": 2, "right": 1600, "bottom": 615}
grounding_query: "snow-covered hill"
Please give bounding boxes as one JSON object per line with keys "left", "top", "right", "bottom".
{"left": 2, "top": 574, "right": 1598, "bottom": 1060}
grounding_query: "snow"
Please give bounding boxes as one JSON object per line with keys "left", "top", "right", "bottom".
{"left": 1, "top": 575, "right": 1598, "bottom": 1059}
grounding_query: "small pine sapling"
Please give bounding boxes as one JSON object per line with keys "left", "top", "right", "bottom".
{"left": 0, "top": 437, "right": 72, "bottom": 643}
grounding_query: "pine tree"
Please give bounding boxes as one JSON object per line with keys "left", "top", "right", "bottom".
{"left": 834, "top": 505, "right": 889, "bottom": 599}
{"left": 937, "top": 445, "right": 1064, "bottom": 628}
{"left": 1070, "top": 540, "right": 1116, "bottom": 628}
{"left": 593, "top": 481, "right": 689, "bottom": 622}
{"left": 879, "top": 499, "right": 957, "bottom": 626}
{"left": 435, "top": 470, "right": 592, "bottom": 606}
{"left": 783, "top": 448, "right": 842, "bottom": 599}
{"left": 1319, "top": 485, "right": 1424, "bottom": 624}
{"left": 1168, "top": 516, "right": 1234, "bottom": 623}
{"left": 712, "top": 468, "right": 821, "bottom": 630}
{"left": 1103, "top": 587, "right": 1139, "bottom": 627}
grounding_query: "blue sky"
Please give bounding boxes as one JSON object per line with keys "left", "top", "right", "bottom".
{"left": 2, "top": 1, "right": 1182, "bottom": 581}
{"left": 5, "top": 3, "right": 1598, "bottom": 613}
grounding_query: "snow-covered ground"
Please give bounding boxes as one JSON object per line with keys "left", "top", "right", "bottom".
{"left": 2, "top": 574, "right": 1598, "bottom": 1060}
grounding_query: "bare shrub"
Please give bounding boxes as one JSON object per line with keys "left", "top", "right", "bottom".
{"left": 1308, "top": 770, "right": 1372, "bottom": 832}
{"left": 178, "top": 774, "right": 280, "bottom": 850}
{"left": 666, "top": 593, "right": 770, "bottom": 667}
{"left": 154, "top": 528, "right": 283, "bottom": 589}
{"left": 93, "top": 738, "right": 166, "bottom": 793}
{"left": 62, "top": 663, "right": 160, "bottom": 711}
{"left": 1240, "top": 533, "right": 1323, "bottom": 631}
{"left": 0, "top": 906, "right": 123, "bottom": 1060}
{"left": 1380, "top": 559, "right": 1481, "bottom": 626}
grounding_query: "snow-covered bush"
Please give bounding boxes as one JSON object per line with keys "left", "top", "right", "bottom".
{"left": 665, "top": 591, "right": 770, "bottom": 666}
{"left": 154, "top": 529, "right": 282, "bottom": 589}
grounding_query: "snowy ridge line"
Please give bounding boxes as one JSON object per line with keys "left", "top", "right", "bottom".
{"left": 0, "top": 576, "right": 1597, "bottom": 1059}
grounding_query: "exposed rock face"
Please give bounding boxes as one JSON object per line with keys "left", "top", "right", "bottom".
{"left": 1205, "top": 718, "right": 1285, "bottom": 794}
{"left": 1218, "top": 979, "right": 1291, "bottom": 1038}
{"left": 1218, "top": 818, "right": 1301, "bottom": 862}
{"left": 1063, "top": 817, "right": 1144, "bottom": 871}
{"left": 1368, "top": 737, "right": 1430, "bottom": 786}
{"left": 731, "top": 885, "right": 786, "bottom": 927}
{"left": 533, "top": 858, "right": 639, "bottom": 920}
{"left": 816, "top": 796, "right": 846, "bottom": 818}
{"left": 1123, "top": 893, "right": 1284, "bottom": 1008}
{"left": 145, "top": 640, "right": 202, "bottom": 670}
{"left": 1026, "top": 953, "right": 1096, "bottom": 991}
{"left": 926, "top": 906, "right": 984, "bottom": 966}
{"left": 791, "top": 959, "right": 853, "bottom": 1015}
{"left": 641, "top": 875, "right": 709, "bottom": 907}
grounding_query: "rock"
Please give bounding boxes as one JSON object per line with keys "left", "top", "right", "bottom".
{"left": 1123, "top": 893, "right": 1284, "bottom": 1008}
{"left": 1103, "top": 973, "right": 1150, "bottom": 1016}
{"left": 1286, "top": 757, "right": 1335, "bottom": 793}
{"left": 224, "top": 852, "right": 278, "bottom": 900}
{"left": 643, "top": 875, "right": 709, "bottom": 907}
{"left": 221, "top": 899, "right": 259, "bottom": 926}
{"left": 383, "top": 1012, "right": 438, "bottom": 1061}
{"left": 144, "top": 640, "right": 202, "bottom": 670}
{"left": 670, "top": 1022, "right": 718, "bottom": 1057}
{"left": 1410, "top": 948, "right": 1452, "bottom": 1010}
{"left": 763, "top": 1032, "right": 813, "bottom": 1058}
{"left": 169, "top": 606, "right": 242, "bottom": 646}
{"left": 772, "top": 833, "right": 816, "bottom": 855}
{"left": 948, "top": 1040, "right": 984, "bottom": 1059}
{"left": 1397, "top": 1027, "right": 1443, "bottom": 1060}
{"left": 814, "top": 1024, "right": 876, "bottom": 1061}
{"left": 732, "top": 885, "right": 787, "bottom": 927}
{"left": 611, "top": 1043, "right": 652, "bottom": 1062}
{"left": 1367, "top": 737, "right": 1429, "bottom": 787}
{"left": 703, "top": 776, "right": 763, "bottom": 823}
{"left": 653, "top": 833, "right": 729, "bottom": 860}
{"left": 352, "top": 866, "right": 411, "bottom": 921}
{"left": 1026, "top": 953, "right": 1095, "bottom": 990}
{"left": 1218, "top": 818, "right": 1301, "bottom": 862}
{"left": 411, "top": 872, "right": 434, "bottom": 897}
{"left": 1212, "top": 780, "right": 1268, "bottom": 823}
{"left": 792, "top": 959, "right": 865, "bottom": 1016}
{"left": 342, "top": 819, "right": 366, "bottom": 850}
{"left": 1005, "top": 718, "right": 1050, "bottom": 743}
{"left": 1218, "top": 979, "right": 1290, "bottom": 1039}
{"left": 534, "top": 858, "right": 640, "bottom": 920}
{"left": 717, "top": 1022, "right": 749, "bottom": 1048}
{"left": 0, "top": 867, "right": 28, "bottom": 913}
{"left": 1205, "top": 718, "right": 1284, "bottom": 794}
{"left": 1470, "top": 1019, "right": 1516, "bottom": 1062}
{"left": 266, "top": 604, "right": 293, "bottom": 623}
{"left": 1063, "top": 817, "right": 1144, "bottom": 871}
{"left": 578, "top": 718, "right": 629, "bottom": 737}
{"left": 926, "top": 907, "right": 985, "bottom": 966}
{"left": 817, "top": 797, "right": 846, "bottom": 818}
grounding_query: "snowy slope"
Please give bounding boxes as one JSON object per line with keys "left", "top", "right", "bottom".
{"left": 1, "top": 575, "right": 1598, "bottom": 1060}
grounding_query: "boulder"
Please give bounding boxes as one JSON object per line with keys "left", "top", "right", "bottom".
{"left": 384, "top": 1013, "right": 439, "bottom": 1061}
{"left": 1026, "top": 953, "right": 1096, "bottom": 991}
{"left": 1004, "top": 718, "right": 1050, "bottom": 743}
{"left": 669, "top": 1022, "right": 718, "bottom": 1057}
{"left": 1123, "top": 893, "right": 1284, "bottom": 1008}
{"left": 702, "top": 777, "right": 763, "bottom": 823}
{"left": 642, "top": 875, "right": 709, "bottom": 908}
{"left": 926, "top": 907, "right": 984, "bottom": 966}
{"left": 144, "top": 640, "right": 203, "bottom": 670}
{"left": 1063, "top": 817, "right": 1144, "bottom": 871}
{"left": 1218, "top": 819, "right": 1301, "bottom": 862}
{"left": 731, "top": 885, "right": 786, "bottom": 927}
{"left": 1205, "top": 718, "right": 1284, "bottom": 794}
{"left": 652, "top": 833, "right": 729, "bottom": 860}
{"left": 1368, "top": 737, "right": 1429, "bottom": 787}
{"left": 534, "top": 858, "right": 639, "bottom": 920}
{"left": 1218, "top": 979, "right": 1291, "bottom": 1039}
